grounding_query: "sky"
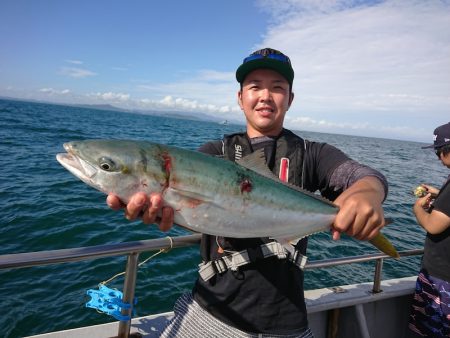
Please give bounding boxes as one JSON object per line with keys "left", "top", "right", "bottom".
{"left": 0, "top": 0, "right": 449, "bottom": 142}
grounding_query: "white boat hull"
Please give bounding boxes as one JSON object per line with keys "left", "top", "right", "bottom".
{"left": 26, "top": 276, "right": 416, "bottom": 338}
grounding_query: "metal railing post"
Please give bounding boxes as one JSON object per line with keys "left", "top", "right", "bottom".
{"left": 117, "top": 252, "right": 140, "bottom": 338}
{"left": 372, "top": 258, "right": 384, "bottom": 293}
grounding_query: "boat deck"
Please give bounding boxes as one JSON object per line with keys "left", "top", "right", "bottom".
{"left": 26, "top": 276, "right": 416, "bottom": 338}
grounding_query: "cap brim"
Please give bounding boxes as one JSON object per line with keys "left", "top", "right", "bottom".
{"left": 236, "top": 59, "right": 294, "bottom": 85}
{"left": 421, "top": 140, "right": 450, "bottom": 149}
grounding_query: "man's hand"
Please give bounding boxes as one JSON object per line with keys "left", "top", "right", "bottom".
{"left": 106, "top": 192, "right": 174, "bottom": 231}
{"left": 332, "top": 176, "right": 386, "bottom": 241}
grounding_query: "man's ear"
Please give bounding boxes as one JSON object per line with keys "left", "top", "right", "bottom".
{"left": 288, "top": 92, "right": 295, "bottom": 108}
{"left": 237, "top": 90, "right": 244, "bottom": 110}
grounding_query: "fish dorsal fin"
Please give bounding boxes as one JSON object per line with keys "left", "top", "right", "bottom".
{"left": 236, "top": 148, "right": 278, "bottom": 180}
{"left": 237, "top": 148, "right": 337, "bottom": 209}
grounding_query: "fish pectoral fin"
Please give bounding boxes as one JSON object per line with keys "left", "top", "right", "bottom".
{"left": 237, "top": 149, "right": 278, "bottom": 179}
{"left": 167, "top": 187, "right": 212, "bottom": 207}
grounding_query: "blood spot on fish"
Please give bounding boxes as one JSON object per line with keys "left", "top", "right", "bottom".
{"left": 186, "top": 199, "right": 201, "bottom": 208}
{"left": 160, "top": 152, "right": 172, "bottom": 191}
{"left": 161, "top": 152, "right": 172, "bottom": 176}
{"left": 240, "top": 179, "right": 252, "bottom": 193}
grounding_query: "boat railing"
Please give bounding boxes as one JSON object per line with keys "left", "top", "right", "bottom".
{"left": 0, "top": 234, "right": 423, "bottom": 338}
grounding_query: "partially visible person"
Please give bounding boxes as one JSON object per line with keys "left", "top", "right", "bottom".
{"left": 408, "top": 122, "right": 450, "bottom": 338}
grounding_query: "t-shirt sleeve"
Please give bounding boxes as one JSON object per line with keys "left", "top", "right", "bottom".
{"left": 304, "top": 142, "right": 388, "bottom": 201}
{"left": 303, "top": 142, "right": 349, "bottom": 195}
{"left": 198, "top": 140, "right": 223, "bottom": 156}
{"left": 433, "top": 180, "right": 450, "bottom": 217}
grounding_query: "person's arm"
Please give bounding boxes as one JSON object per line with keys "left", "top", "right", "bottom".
{"left": 414, "top": 194, "right": 450, "bottom": 235}
{"left": 332, "top": 176, "right": 386, "bottom": 240}
{"left": 309, "top": 143, "right": 388, "bottom": 241}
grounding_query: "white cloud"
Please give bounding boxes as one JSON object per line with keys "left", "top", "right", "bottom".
{"left": 89, "top": 92, "right": 130, "bottom": 102}
{"left": 39, "top": 88, "right": 70, "bottom": 95}
{"left": 132, "top": 95, "right": 241, "bottom": 116}
{"left": 254, "top": 0, "right": 450, "bottom": 139}
{"left": 60, "top": 67, "right": 97, "bottom": 78}
{"left": 118, "top": 0, "right": 448, "bottom": 140}
{"left": 134, "top": 69, "right": 239, "bottom": 113}
{"left": 284, "top": 113, "right": 427, "bottom": 141}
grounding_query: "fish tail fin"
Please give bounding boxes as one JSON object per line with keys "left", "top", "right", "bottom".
{"left": 369, "top": 232, "right": 400, "bottom": 258}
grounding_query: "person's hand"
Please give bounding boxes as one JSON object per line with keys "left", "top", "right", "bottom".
{"left": 414, "top": 193, "right": 433, "bottom": 211}
{"left": 331, "top": 177, "right": 386, "bottom": 241}
{"left": 420, "top": 184, "right": 439, "bottom": 197}
{"left": 106, "top": 192, "right": 174, "bottom": 231}
{"left": 414, "top": 193, "right": 450, "bottom": 235}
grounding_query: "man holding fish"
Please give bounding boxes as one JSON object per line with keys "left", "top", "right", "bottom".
{"left": 106, "top": 48, "right": 389, "bottom": 338}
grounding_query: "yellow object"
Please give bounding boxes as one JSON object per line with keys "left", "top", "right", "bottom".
{"left": 369, "top": 232, "right": 400, "bottom": 258}
{"left": 414, "top": 186, "right": 427, "bottom": 197}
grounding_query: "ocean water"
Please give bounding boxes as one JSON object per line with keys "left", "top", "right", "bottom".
{"left": 0, "top": 98, "right": 448, "bottom": 338}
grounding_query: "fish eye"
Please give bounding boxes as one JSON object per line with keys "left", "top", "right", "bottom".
{"left": 98, "top": 157, "right": 117, "bottom": 171}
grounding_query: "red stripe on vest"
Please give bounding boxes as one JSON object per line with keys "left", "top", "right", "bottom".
{"left": 279, "top": 157, "right": 289, "bottom": 182}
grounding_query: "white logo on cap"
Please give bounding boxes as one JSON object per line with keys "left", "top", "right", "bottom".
{"left": 433, "top": 134, "right": 437, "bottom": 141}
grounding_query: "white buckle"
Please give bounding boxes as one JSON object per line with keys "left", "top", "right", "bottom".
{"left": 198, "top": 241, "right": 307, "bottom": 282}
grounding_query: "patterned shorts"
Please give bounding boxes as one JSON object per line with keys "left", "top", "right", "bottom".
{"left": 159, "top": 293, "right": 314, "bottom": 338}
{"left": 408, "top": 269, "right": 450, "bottom": 337}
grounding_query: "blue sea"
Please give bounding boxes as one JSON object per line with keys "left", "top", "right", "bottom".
{"left": 0, "top": 98, "right": 448, "bottom": 338}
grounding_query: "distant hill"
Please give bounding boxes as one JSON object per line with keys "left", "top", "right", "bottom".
{"left": 68, "top": 103, "right": 242, "bottom": 124}
{"left": 72, "top": 103, "right": 125, "bottom": 112}
{"left": 0, "top": 96, "right": 243, "bottom": 126}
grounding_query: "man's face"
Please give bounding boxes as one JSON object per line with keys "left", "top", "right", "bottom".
{"left": 238, "top": 68, "right": 294, "bottom": 138}
{"left": 437, "top": 147, "right": 450, "bottom": 168}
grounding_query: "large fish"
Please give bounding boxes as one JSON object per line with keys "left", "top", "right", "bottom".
{"left": 56, "top": 139, "right": 399, "bottom": 258}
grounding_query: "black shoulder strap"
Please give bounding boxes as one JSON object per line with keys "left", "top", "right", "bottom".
{"left": 222, "top": 132, "right": 253, "bottom": 161}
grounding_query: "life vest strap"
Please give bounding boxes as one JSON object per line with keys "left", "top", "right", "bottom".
{"left": 198, "top": 241, "right": 307, "bottom": 282}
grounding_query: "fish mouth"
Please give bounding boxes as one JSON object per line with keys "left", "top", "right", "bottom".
{"left": 56, "top": 143, "right": 98, "bottom": 183}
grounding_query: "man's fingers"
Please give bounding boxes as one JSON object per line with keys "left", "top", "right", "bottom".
{"left": 366, "top": 227, "right": 382, "bottom": 241}
{"left": 141, "top": 194, "right": 161, "bottom": 224}
{"left": 351, "top": 213, "right": 384, "bottom": 240}
{"left": 333, "top": 210, "right": 355, "bottom": 236}
{"left": 125, "top": 192, "right": 148, "bottom": 220}
{"left": 106, "top": 194, "right": 125, "bottom": 211}
{"left": 159, "top": 207, "right": 174, "bottom": 231}
{"left": 333, "top": 207, "right": 384, "bottom": 241}
{"left": 331, "top": 229, "right": 341, "bottom": 241}
{"left": 107, "top": 192, "right": 173, "bottom": 232}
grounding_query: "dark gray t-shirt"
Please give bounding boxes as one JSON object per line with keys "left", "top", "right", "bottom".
{"left": 423, "top": 176, "right": 450, "bottom": 281}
